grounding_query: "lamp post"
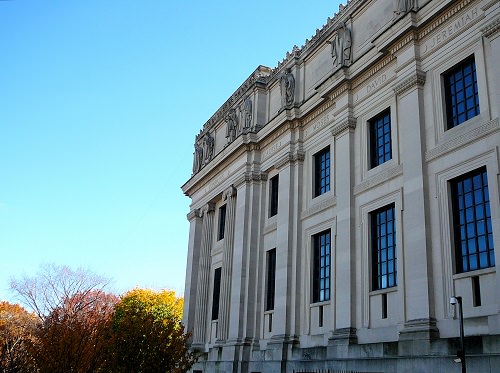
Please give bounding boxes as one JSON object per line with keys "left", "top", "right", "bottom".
{"left": 450, "top": 296, "right": 466, "bottom": 373}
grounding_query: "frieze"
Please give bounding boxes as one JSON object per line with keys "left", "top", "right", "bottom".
{"left": 425, "top": 118, "right": 500, "bottom": 162}
{"left": 421, "top": 6, "right": 480, "bottom": 54}
{"left": 263, "top": 140, "right": 284, "bottom": 160}
{"left": 304, "top": 111, "right": 334, "bottom": 139}
{"left": 354, "top": 64, "right": 395, "bottom": 104}
{"left": 353, "top": 164, "right": 403, "bottom": 195}
{"left": 205, "top": 170, "right": 230, "bottom": 195}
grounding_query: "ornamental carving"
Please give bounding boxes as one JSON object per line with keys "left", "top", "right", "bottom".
{"left": 394, "top": 0, "right": 417, "bottom": 16}
{"left": 329, "top": 22, "right": 352, "bottom": 69}
{"left": 192, "top": 131, "right": 215, "bottom": 174}
{"left": 225, "top": 108, "right": 239, "bottom": 143}
{"left": 280, "top": 68, "right": 295, "bottom": 108}
{"left": 241, "top": 96, "right": 253, "bottom": 131}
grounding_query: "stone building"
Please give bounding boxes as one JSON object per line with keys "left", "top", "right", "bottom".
{"left": 181, "top": 0, "right": 500, "bottom": 372}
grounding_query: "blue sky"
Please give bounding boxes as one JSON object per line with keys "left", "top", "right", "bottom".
{"left": 0, "top": 1, "right": 342, "bottom": 303}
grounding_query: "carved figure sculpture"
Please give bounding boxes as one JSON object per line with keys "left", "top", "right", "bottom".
{"left": 225, "top": 108, "right": 238, "bottom": 143}
{"left": 203, "top": 132, "right": 214, "bottom": 163}
{"left": 394, "top": 0, "right": 416, "bottom": 15}
{"left": 330, "top": 22, "right": 352, "bottom": 69}
{"left": 242, "top": 97, "right": 252, "bottom": 129}
{"left": 280, "top": 68, "right": 295, "bottom": 108}
{"left": 192, "top": 141, "right": 204, "bottom": 173}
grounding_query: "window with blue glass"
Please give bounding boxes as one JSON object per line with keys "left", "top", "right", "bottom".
{"left": 444, "top": 57, "right": 480, "bottom": 129}
{"left": 314, "top": 147, "right": 330, "bottom": 197}
{"left": 451, "top": 167, "right": 494, "bottom": 273}
{"left": 371, "top": 204, "right": 397, "bottom": 290}
{"left": 312, "top": 230, "right": 331, "bottom": 303}
{"left": 369, "top": 110, "right": 392, "bottom": 168}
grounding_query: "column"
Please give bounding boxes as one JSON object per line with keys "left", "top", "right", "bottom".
{"left": 192, "top": 202, "right": 215, "bottom": 349}
{"left": 330, "top": 116, "right": 358, "bottom": 345}
{"left": 217, "top": 186, "right": 237, "bottom": 342}
{"left": 395, "top": 69, "right": 438, "bottom": 341}
{"left": 183, "top": 209, "right": 203, "bottom": 335}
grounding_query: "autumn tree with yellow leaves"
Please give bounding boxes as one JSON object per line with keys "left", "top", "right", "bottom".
{"left": 106, "top": 288, "right": 196, "bottom": 373}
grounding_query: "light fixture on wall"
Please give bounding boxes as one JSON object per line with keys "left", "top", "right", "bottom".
{"left": 450, "top": 296, "right": 466, "bottom": 373}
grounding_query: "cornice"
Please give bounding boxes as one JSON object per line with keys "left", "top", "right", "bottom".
{"left": 353, "top": 164, "right": 403, "bottom": 195}
{"left": 425, "top": 118, "right": 500, "bottom": 162}
{"left": 330, "top": 81, "right": 352, "bottom": 101}
{"left": 301, "top": 196, "right": 337, "bottom": 220}
{"left": 393, "top": 70, "right": 426, "bottom": 96}
{"left": 389, "top": 30, "right": 418, "bottom": 56}
{"left": 481, "top": 16, "right": 500, "bottom": 38}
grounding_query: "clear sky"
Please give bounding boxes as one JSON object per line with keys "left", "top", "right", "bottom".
{"left": 0, "top": 0, "right": 343, "bottom": 303}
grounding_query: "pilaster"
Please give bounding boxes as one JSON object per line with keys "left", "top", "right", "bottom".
{"left": 217, "top": 186, "right": 237, "bottom": 342}
{"left": 192, "top": 203, "right": 216, "bottom": 350}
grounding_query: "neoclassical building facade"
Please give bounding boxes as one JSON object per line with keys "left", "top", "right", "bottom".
{"left": 182, "top": 0, "right": 500, "bottom": 372}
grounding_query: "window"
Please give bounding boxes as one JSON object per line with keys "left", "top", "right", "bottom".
{"left": 314, "top": 147, "right": 330, "bottom": 197}
{"left": 217, "top": 205, "right": 226, "bottom": 241}
{"left": 444, "top": 57, "right": 480, "bottom": 129}
{"left": 312, "top": 230, "right": 331, "bottom": 303}
{"left": 211, "top": 268, "right": 221, "bottom": 320}
{"left": 369, "top": 109, "right": 392, "bottom": 168}
{"left": 269, "top": 175, "right": 279, "bottom": 217}
{"left": 371, "top": 204, "right": 397, "bottom": 290}
{"left": 450, "top": 167, "right": 494, "bottom": 273}
{"left": 265, "top": 249, "right": 276, "bottom": 311}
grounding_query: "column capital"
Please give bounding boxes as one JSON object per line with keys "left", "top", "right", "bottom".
{"left": 222, "top": 185, "right": 237, "bottom": 201}
{"left": 201, "top": 202, "right": 216, "bottom": 216}
{"left": 393, "top": 70, "right": 426, "bottom": 96}
{"left": 186, "top": 209, "right": 202, "bottom": 221}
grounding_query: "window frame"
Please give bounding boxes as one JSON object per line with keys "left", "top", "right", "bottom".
{"left": 313, "top": 146, "right": 331, "bottom": 198}
{"left": 217, "top": 205, "right": 226, "bottom": 241}
{"left": 443, "top": 56, "right": 480, "bottom": 130}
{"left": 265, "top": 249, "right": 276, "bottom": 311}
{"left": 312, "top": 229, "right": 331, "bottom": 303}
{"left": 211, "top": 267, "right": 222, "bottom": 321}
{"left": 371, "top": 204, "right": 397, "bottom": 291}
{"left": 269, "top": 175, "right": 279, "bottom": 217}
{"left": 369, "top": 109, "right": 392, "bottom": 169}
{"left": 450, "top": 166, "right": 494, "bottom": 273}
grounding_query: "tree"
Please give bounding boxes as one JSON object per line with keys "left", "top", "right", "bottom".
{"left": 0, "top": 302, "right": 38, "bottom": 373}
{"left": 10, "top": 263, "right": 111, "bottom": 320}
{"left": 108, "top": 288, "right": 196, "bottom": 373}
{"left": 10, "top": 264, "right": 118, "bottom": 373}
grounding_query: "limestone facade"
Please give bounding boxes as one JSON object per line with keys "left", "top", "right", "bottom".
{"left": 182, "top": 0, "right": 500, "bottom": 372}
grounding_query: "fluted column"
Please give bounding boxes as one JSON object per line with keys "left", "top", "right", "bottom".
{"left": 217, "top": 186, "right": 237, "bottom": 341}
{"left": 192, "top": 202, "right": 216, "bottom": 347}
